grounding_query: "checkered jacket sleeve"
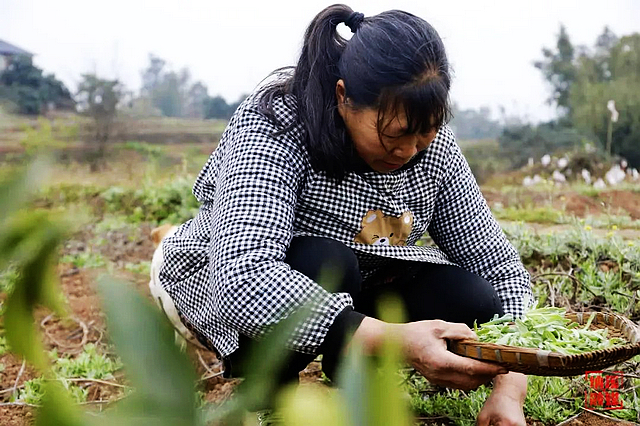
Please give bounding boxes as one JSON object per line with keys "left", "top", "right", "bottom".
{"left": 427, "top": 142, "right": 534, "bottom": 318}
{"left": 194, "top": 99, "right": 353, "bottom": 355}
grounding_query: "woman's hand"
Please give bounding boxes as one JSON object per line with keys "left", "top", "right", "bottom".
{"left": 477, "top": 372, "right": 527, "bottom": 426}
{"left": 399, "top": 320, "right": 509, "bottom": 390}
{"left": 352, "top": 317, "right": 508, "bottom": 390}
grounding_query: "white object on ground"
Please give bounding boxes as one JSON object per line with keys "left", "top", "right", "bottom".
{"left": 552, "top": 170, "right": 566, "bottom": 183}
{"left": 557, "top": 157, "right": 569, "bottom": 169}
{"left": 593, "top": 178, "right": 607, "bottom": 190}
{"left": 605, "top": 165, "right": 626, "bottom": 186}
{"left": 541, "top": 154, "right": 551, "bottom": 167}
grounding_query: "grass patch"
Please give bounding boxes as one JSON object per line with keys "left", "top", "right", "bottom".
{"left": 123, "top": 261, "right": 151, "bottom": 276}
{"left": 60, "top": 251, "right": 107, "bottom": 269}
{"left": 36, "top": 175, "right": 199, "bottom": 224}
{"left": 51, "top": 343, "right": 122, "bottom": 380}
{"left": 406, "top": 374, "right": 587, "bottom": 426}
{"left": 13, "top": 344, "right": 124, "bottom": 405}
{"left": 492, "top": 205, "right": 565, "bottom": 224}
{"left": 0, "top": 265, "right": 19, "bottom": 295}
{"left": 0, "top": 334, "right": 8, "bottom": 356}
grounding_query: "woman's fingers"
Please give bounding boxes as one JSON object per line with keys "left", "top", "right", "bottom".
{"left": 434, "top": 320, "right": 478, "bottom": 341}
{"left": 420, "top": 352, "right": 507, "bottom": 389}
{"left": 440, "top": 351, "right": 508, "bottom": 376}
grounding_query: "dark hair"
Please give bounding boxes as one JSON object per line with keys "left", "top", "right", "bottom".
{"left": 259, "top": 4, "right": 452, "bottom": 180}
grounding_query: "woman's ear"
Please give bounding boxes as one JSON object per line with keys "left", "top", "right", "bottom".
{"left": 336, "top": 79, "right": 347, "bottom": 105}
{"left": 336, "top": 79, "right": 348, "bottom": 119}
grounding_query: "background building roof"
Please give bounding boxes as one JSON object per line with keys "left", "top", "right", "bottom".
{"left": 0, "top": 39, "right": 32, "bottom": 56}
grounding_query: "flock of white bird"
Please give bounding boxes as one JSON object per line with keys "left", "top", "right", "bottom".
{"left": 522, "top": 155, "right": 639, "bottom": 188}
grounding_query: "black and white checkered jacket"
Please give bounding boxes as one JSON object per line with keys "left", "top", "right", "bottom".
{"left": 160, "top": 79, "right": 533, "bottom": 358}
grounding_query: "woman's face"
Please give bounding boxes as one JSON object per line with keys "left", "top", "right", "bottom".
{"left": 336, "top": 80, "right": 438, "bottom": 173}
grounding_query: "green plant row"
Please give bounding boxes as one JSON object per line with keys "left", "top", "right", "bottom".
{"left": 35, "top": 177, "right": 199, "bottom": 224}
{"left": 15, "top": 344, "right": 123, "bottom": 405}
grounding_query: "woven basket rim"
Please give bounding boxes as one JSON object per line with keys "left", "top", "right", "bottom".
{"left": 454, "top": 337, "right": 640, "bottom": 360}
{"left": 464, "top": 310, "right": 640, "bottom": 354}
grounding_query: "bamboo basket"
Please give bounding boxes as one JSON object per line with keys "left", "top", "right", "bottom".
{"left": 448, "top": 312, "right": 640, "bottom": 376}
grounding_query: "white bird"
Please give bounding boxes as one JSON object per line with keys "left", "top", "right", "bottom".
{"left": 593, "top": 178, "right": 607, "bottom": 190}
{"left": 552, "top": 170, "right": 566, "bottom": 183}
{"left": 557, "top": 157, "right": 569, "bottom": 169}
{"left": 607, "top": 100, "right": 619, "bottom": 123}
{"left": 605, "top": 165, "right": 626, "bottom": 186}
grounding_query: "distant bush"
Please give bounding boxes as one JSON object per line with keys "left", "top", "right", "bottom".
{"left": 36, "top": 176, "right": 199, "bottom": 224}
{"left": 100, "top": 177, "right": 199, "bottom": 223}
{"left": 460, "top": 139, "right": 511, "bottom": 184}
{"left": 498, "top": 123, "right": 592, "bottom": 169}
{"left": 121, "top": 140, "right": 165, "bottom": 159}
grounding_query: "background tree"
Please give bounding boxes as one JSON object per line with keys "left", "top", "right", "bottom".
{"left": 593, "top": 26, "right": 619, "bottom": 81}
{"left": 76, "top": 74, "right": 124, "bottom": 170}
{"left": 185, "top": 81, "right": 209, "bottom": 119}
{"left": 137, "top": 54, "right": 246, "bottom": 120}
{"left": 153, "top": 70, "right": 183, "bottom": 117}
{"left": 205, "top": 93, "right": 248, "bottom": 119}
{"left": 138, "top": 54, "right": 214, "bottom": 118}
{"left": 534, "top": 25, "right": 576, "bottom": 120}
{"left": 571, "top": 33, "right": 640, "bottom": 165}
{"left": 140, "top": 54, "right": 166, "bottom": 97}
{"left": 449, "top": 103, "right": 502, "bottom": 140}
{"left": 526, "top": 26, "right": 640, "bottom": 167}
{"left": 205, "top": 95, "right": 229, "bottom": 119}
{"left": 0, "top": 55, "right": 74, "bottom": 115}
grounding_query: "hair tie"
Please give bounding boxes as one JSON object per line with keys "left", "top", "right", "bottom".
{"left": 344, "top": 11, "right": 364, "bottom": 33}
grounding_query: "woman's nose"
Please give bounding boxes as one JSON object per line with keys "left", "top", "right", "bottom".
{"left": 390, "top": 140, "right": 418, "bottom": 162}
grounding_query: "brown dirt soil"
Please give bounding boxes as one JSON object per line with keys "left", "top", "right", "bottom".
{"left": 558, "top": 411, "right": 636, "bottom": 426}
{"left": 0, "top": 354, "right": 39, "bottom": 426}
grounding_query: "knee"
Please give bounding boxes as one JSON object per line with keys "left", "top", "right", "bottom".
{"left": 285, "top": 237, "right": 361, "bottom": 295}
{"left": 408, "top": 264, "right": 504, "bottom": 326}
{"left": 449, "top": 268, "right": 504, "bottom": 325}
{"left": 467, "top": 275, "right": 504, "bottom": 323}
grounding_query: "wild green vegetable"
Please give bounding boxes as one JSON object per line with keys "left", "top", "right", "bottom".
{"left": 475, "top": 307, "right": 625, "bottom": 355}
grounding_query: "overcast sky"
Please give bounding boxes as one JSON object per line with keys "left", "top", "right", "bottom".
{"left": 1, "top": 0, "right": 639, "bottom": 122}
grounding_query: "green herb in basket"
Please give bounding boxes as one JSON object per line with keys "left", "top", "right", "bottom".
{"left": 474, "top": 307, "right": 626, "bottom": 355}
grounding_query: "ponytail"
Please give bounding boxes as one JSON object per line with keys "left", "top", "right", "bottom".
{"left": 261, "top": 4, "right": 356, "bottom": 180}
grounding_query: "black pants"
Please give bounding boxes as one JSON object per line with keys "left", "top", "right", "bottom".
{"left": 228, "top": 236, "right": 504, "bottom": 384}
